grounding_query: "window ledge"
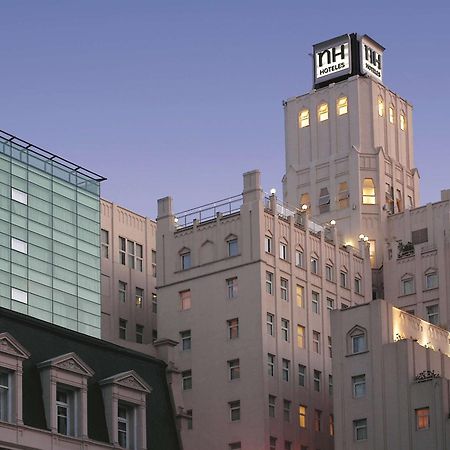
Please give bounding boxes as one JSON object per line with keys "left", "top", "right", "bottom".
{"left": 423, "top": 287, "right": 438, "bottom": 292}
{"left": 398, "top": 292, "right": 416, "bottom": 298}
{"left": 346, "top": 350, "right": 369, "bottom": 358}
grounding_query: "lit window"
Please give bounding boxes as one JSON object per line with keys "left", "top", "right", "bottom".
{"left": 268, "top": 353, "right": 275, "bottom": 376}
{"left": 325, "top": 264, "right": 333, "bottom": 282}
{"left": 338, "top": 181, "right": 350, "bottom": 209}
{"left": 329, "top": 414, "right": 334, "bottom": 436}
{"left": 283, "top": 399, "right": 291, "bottom": 422}
{"left": 101, "top": 229, "right": 109, "bottom": 258}
{"left": 426, "top": 304, "right": 439, "bottom": 325}
{"left": 11, "top": 288, "right": 27, "bottom": 304}
{"left": 282, "top": 359, "right": 290, "bottom": 382}
{"left": 354, "top": 276, "right": 362, "bottom": 294}
{"left": 265, "top": 235, "right": 273, "bottom": 253}
{"left": 318, "top": 103, "right": 329, "bottom": 122}
{"left": 354, "top": 418, "right": 367, "bottom": 440}
{"left": 279, "top": 241, "right": 288, "bottom": 260}
{"left": 227, "top": 277, "right": 238, "bottom": 299}
{"left": 11, "top": 187, "right": 27, "bottom": 205}
{"left": 295, "top": 250, "right": 304, "bottom": 268}
{"left": 228, "top": 359, "right": 240, "bottom": 380}
{"left": 227, "top": 318, "right": 239, "bottom": 339}
{"left": 400, "top": 112, "right": 406, "bottom": 130}
{"left": 368, "top": 240, "right": 376, "bottom": 267}
{"left": 313, "top": 370, "right": 321, "bottom": 392}
{"left": 297, "top": 325, "right": 305, "bottom": 349}
{"left": 180, "top": 330, "right": 191, "bottom": 350}
{"left": 119, "top": 281, "right": 126, "bottom": 303}
{"left": 269, "top": 395, "right": 276, "bottom": 417}
{"left": 152, "top": 293, "right": 157, "bottom": 313}
{"left": 182, "top": 370, "right": 192, "bottom": 390}
{"left": 296, "top": 285, "right": 305, "bottom": 308}
{"left": 311, "top": 256, "right": 319, "bottom": 274}
{"left": 298, "top": 405, "right": 307, "bottom": 428}
{"left": 416, "top": 407, "right": 430, "bottom": 430}
{"left": 340, "top": 271, "right": 348, "bottom": 288}
{"left": 135, "top": 324, "right": 144, "bottom": 344}
{"left": 181, "top": 251, "right": 191, "bottom": 270}
{"left": 228, "top": 238, "right": 238, "bottom": 257}
{"left": 319, "top": 187, "right": 330, "bottom": 213}
{"left": 337, "top": 96, "right": 348, "bottom": 115}
{"left": 229, "top": 400, "right": 240, "bottom": 421}
{"left": 378, "top": 96, "right": 384, "bottom": 116}
{"left": 314, "top": 409, "right": 321, "bottom": 432}
{"left": 281, "top": 319, "right": 290, "bottom": 342}
{"left": 312, "top": 291, "right": 320, "bottom": 314}
{"left": 266, "top": 314, "right": 274, "bottom": 336}
{"left": 298, "top": 364, "right": 306, "bottom": 386}
{"left": 180, "top": 290, "right": 191, "bottom": 310}
{"left": 362, "top": 178, "right": 376, "bottom": 204}
{"left": 119, "top": 319, "right": 127, "bottom": 340}
{"left": 425, "top": 272, "right": 438, "bottom": 290}
{"left": 312, "top": 330, "right": 320, "bottom": 354}
{"left": 266, "top": 271, "right": 273, "bottom": 294}
{"left": 396, "top": 189, "right": 403, "bottom": 212}
{"left": 389, "top": 105, "right": 395, "bottom": 124}
{"left": 352, "top": 374, "right": 366, "bottom": 398}
{"left": 57, "top": 388, "right": 75, "bottom": 436}
{"left": 280, "top": 278, "right": 289, "bottom": 301}
{"left": 135, "top": 287, "right": 144, "bottom": 308}
{"left": 401, "top": 277, "right": 414, "bottom": 295}
{"left": 11, "top": 237, "right": 27, "bottom": 254}
{"left": 300, "top": 193, "right": 310, "bottom": 208}
{"left": 299, "top": 109, "right": 310, "bottom": 128}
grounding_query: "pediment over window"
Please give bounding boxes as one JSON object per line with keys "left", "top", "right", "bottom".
{"left": 178, "top": 246, "right": 190, "bottom": 255}
{"left": 0, "top": 332, "right": 30, "bottom": 360}
{"left": 401, "top": 272, "right": 414, "bottom": 280}
{"left": 225, "top": 233, "right": 237, "bottom": 242}
{"left": 37, "top": 352, "right": 94, "bottom": 377}
{"left": 99, "top": 370, "right": 152, "bottom": 394}
{"left": 348, "top": 325, "right": 367, "bottom": 338}
{"left": 200, "top": 239, "right": 213, "bottom": 247}
{"left": 424, "top": 267, "right": 437, "bottom": 275}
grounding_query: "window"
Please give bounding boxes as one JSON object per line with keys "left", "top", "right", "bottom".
{"left": 311, "top": 256, "right": 319, "bottom": 274}
{"left": 181, "top": 251, "right": 191, "bottom": 270}
{"left": 400, "top": 112, "right": 406, "bottom": 130}
{"left": 313, "top": 370, "right": 321, "bottom": 392}
{"left": 180, "top": 330, "right": 191, "bottom": 351}
{"left": 297, "top": 325, "right": 306, "bottom": 349}
{"left": 152, "top": 330, "right": 157, "bottom": 343}
{"left": 180, "top": 290, "right": 191, "bottom": 310}
{"left": 119, "top": 237, "right": 126, "bottom": 264}
{"left": 312, "top": 291, "right": 320, "bottom": 314}
{"left": 300, "top": 193, "right": 310, "bottom": 208}
{"left": 296, "top": 285, "right": 305, "bottom": 308}
{"left": 268, "top": 354, "right": 275, "bottom": 376}
{"left": 296, "top": 250, "right": 304, "bottom": 268}
{"left": 426, "top": 304, "right": 439, "bottom": 325}
{"left": 229, "top": 443, "right": 241, "bottom": 450}
{"left": 136, "top": 244, "right": 143, "bottom": 272}
{"left": 328, "top": 336, "right": 332, "bottom": 358}
{"left": 338, "top": 181, "right": 350, "bottom": 209}
{"left": 284, "top": 441, "right": 292, "bottom": 450}
{"left": 396, "top": 189, "right": 403, "bottom": 212}
{"left": 298, "top": 364, "right": 306, "bottom": 386}
{"left": 299, "top": 405, "right": 307, "bottom": 428}
{"left": 128, "top": 241, "right": 136, "bottom": 269}
{"left": 11, "top": 187, "right": 27, "bottom": 205}
{"left": 354, "top": 418, "right": 367, "bottom": 440}
{"left": 328, "top": 375, "right": 333, "bottom": 395}
{"left": 152, "top": 293, "right": 157, "bottom": 313}
{"left": 229, "top": 400, "right": 240, "bottom": 421}
{"left": 11, "top": 237, "right": 27, "bottom": 254}
{"left": 368, "top": 239, "right": 376, "bottom": 267}
{"left": 340, "top": 271, "right": 348, "bottom": 288}
{"left": 408, "top": 195, "right": 414, "bottom": 209}
{"left": 280, "top": 278, "right": 289, "bottom": 301}
{"left": 269, "top": 395, "right": 276, "bottom": 417}
{"left": 119, "top": 281, "right": 127, "bottom": 303}
{"left": 266, "top": 271, "right": 274, "bottom": 294}
{"left": 56, "top": 387, "right": 75, "bottom": 436}
{"left": 299, "top": 109, "right": 310, "bottom": 128}
{"left": 119, "top": 237, "right": 143, "bottom": 271}
{"left": 327, "top": 297, "right": 334, "bottom": 311}
{"left": 337, "top": 96, "right": 348, "bottom": 115}
{"left": 416, "top": 407, "right": 430, "bottom": 430}
{"left": 319, "top": 187, "right": 330, "bottom": 213}
{"left": 318, "top": 103, "right": 328, "bottom": 121}
{"left": 227, "top": 238, "right": 239, "bottom": 257}
{"left": 389, "top": 105, "right": 395, "bottom": 123}
{"left": 0, "top": 371, "right": 10, "bottom": 422}
{"left": 270, "top": 436, "right": 277, "bottom": 450}
{"left": 265, "top": 235, "right": 273, "bottom": 253}
{"left": 227, "top": 277, "right": 238, "bottom": 299}
{"left": 349, "top": 328, "right": 367, "bottom": 354}
{"left": 101, "top": 229, "right": 109, "bottom": 258}
{"left": 228, "top": 359, "right": 240, "bottom": 380}
{"left": 182, "top": 370, "right": 192, "bottom": 390}
{"left": 402, "top": 277, "right": 414, "bottom": 295}
{"left": 313, "top": 331, "right": 320, "bottom": 354}
{"left": 267, "top": 313, "right": 274, "bottom": 336}
{"left": 412, "top": 228, "right": 428, "bottom": 245}
{"left": 425, "top": 272, "right": 438, "bottom": 290}
{"left": 329, "top": 414, "right": 334, "bottom": 436}
{"left": 151, "top": 250, "right": 156, "bottom": 277}
{"left": 283, "top": 399, "right": 291, "bottom": 422}
{"left": 354, "top": 276, "right": 362, "bottom": 294}
{"left": 227, "top": 318, "right": 239, "bottom": 339}
{"left": 118, "top": 403, "right": 132, "bottom": 447}
{"left": 314, "top": 409, "right": 321, "bottom": 432}
{"left": 279, "top": 241, "right": 288, "bottom": 260}
{"left": 282, "top": 359, "right": 290, "bottom": 382}
{"left": 135, "top": 287, "right": 144, "bottom": 308}
{"left": 119, "top": 319, "right": 127, "bottom": 340}
{"left": 186, "top": 409, "right": 193, "bottom": 430}
{"left": 325, "top": 264, "right": 333, "bottom": 282}
{"left": 378, "top": 96, "right": 384, "bottom": 116}
{"left": 352, "top": 374, "right": 366, "bottom": 398}
{"left": 281, "top": 319, "right": 290, "bottom": 342}
{"left": 385, "top": 182, "right": 394, "bottom": 213}
{"left": 135, "top": 325, "right": 144, "bottom": 344}
{"left": 362, "top": 178, "right": 376, "bottom": 204}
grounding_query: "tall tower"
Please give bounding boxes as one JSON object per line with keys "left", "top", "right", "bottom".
{"left": 283, "top": 34, "right": 420, "bottom": 297}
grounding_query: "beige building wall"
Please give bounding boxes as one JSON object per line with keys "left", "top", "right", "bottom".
{"left": 332, "top": 299, "right": 450, "bottom": 450}
{"left": 100, "top": 199, "right": 157, "bottom": 353}
{"left": 157, "top": 170, "right": 371, "bottom": 450}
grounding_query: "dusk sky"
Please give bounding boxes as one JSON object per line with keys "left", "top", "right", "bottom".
{"left": 1, "top": 1, "right": 449, "bottom": 218}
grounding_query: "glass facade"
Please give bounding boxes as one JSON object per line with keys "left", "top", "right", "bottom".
{"left": 0, "top": 135, "right": 102, "bottom": 338}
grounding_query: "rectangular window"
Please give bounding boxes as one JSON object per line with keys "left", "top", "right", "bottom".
{"left": 0, "top": 372, "right": 10, "bottom": 422}
{"left": 136, "top": 243, "right": 143, "bottom": 272}
{"left": 118, "top": 403, "right": 131, "bottom": 448}
{"left": 186, "top": 409, "right": 193, "bottom": 430}
{"left": 119, "top": 281, "right": 127, "bottom": 303}
{"left": 411, "top": 228, "right": 428, "bottom": 245}
{"left": 181, "top": 251, "right": 191, "bottom": 270}
{"left": 227, "top": 277, "right": 238, "bottom": 299}
{"left": 329, "top": 414, "right": 334, "bottom": 436}
{"left": 268, "top": 395, "right": 276, "bottom": 417}
{"left": 416, "top": 407, "right": 430, "bottom": 430}
{"left": 229, "top": 443, "right": 241, "bottom": 450}
{"left": 354, "top": 418, "right": 367, "bottom": 440}
{"left": 151, "top": 250, "right": 157, "bottom": 277}
{"left": 352, "top": 333, "right": 366, "bottom": 353}
{"left": 180, "top": 330, "right": 191, "bottom": 350}
{"left": 338, "top": 181, "right": 350, "bottom": 209}
{"left": 282, "top": 359, "right": 290, "bottom": 382}
{"left": 265, "top": 235, "right": 272, "bottom": 253}
{"left": 152, "top": 329, "right": 157, "bottom": 343}
{"left": 56, "top": 388, "right": 74, "bottom": 436}
{"left": 119, "top": 319, "right": 127, "bottom": 339}
{"left": 281, "top": 318, "right": 290, "bottom": 342}
{"left": 328, "top": 336, "right": 332, "bottom": 358}
{"left": 229, "top": 400, "right": 240, "bottom": 421}
{"left": 280, "top": 242, "right": 288, "bottom": 260}
{"left": 296, "top": 285, "right": 305, "bottom": 308}
{"left": 135, "top": 287, "right": 144, "bottom": 308}
{"left": 266, "top": 271, "right": 273, "bottom": 294}
{"left": 314, "top": 409, "right": 321, "bottom": 432}
{"left": 268, "top": 353, "right": 275, "bottom": 376}
{"left": 280, "top": 278, "right": 289, "bottom": 301}
{"left": 340, "top": 271, "right": 348, "bottom": 288}
{"left": 227, "top": 318, "right": 239, "bottom": 339}
{"left": 284, "top": 441, "right": 292, "bottom": 450}
{"left": 152, "top": 293, "right": 157, "bottom": 313}
{"left": 354, "top": 277, "right": 362, "bottom": 294}
{"left": 11, "top": 187, "right": 28, "bottom": 205}
{"left": 352, "top": 374, "right": 366, "bottom": 398}
{"left": 319, "top": 187, "right": 330, "bottom": 213}
{"left": 11, "top": 237, "right": 27, "bottom": 254}
{"left": 119, "top": 237, "right": 126, "bottom": 265}
{"left": 228, "top": 239, "right": 238, "bottom": 257}
{"left": 325, "top": 264, "right": 333, "bottom": 281}
{"left": 299, "top": 109, "right": 309, "bottom": 128}
{"left": 313, "top": 331, "right": 320, "bottom": 353}
{"left": 127, "top": 240, "right": 135, "bottom": 269}
{"left": 426, "top": 304, "right": 439, "bottom": 325}
{"left": 270, "top": 436, "right": 277, "bottom": 450}
{"left": 299, "top": 405, "right": 307, "bottom": 428}
{"left": 337, "top": 96, "right": 348, "bottom": 115}
{"left": 425, "top": 272, "right": 438, "bottom": 290}
{"left": 118, "top": 237, "right": 143, "bottom": 271}
{"left": 283, "top": 399, "right": 291, "bottom": 422}
{"left": 327, "top": 297, "right": 334, "bottom": 311}
{"left": 298, "top": 364, "right": 306, "bottom": 387}
{"left": 297, "top": 325, "right": 306, "bottom": 349}
{"left": 402, "top": 278, "right": 414, "bottom": 295}
{"left": 228, "top": 359, "right": 240, "bottom": 380}
{"left": 101, "top": 229, "right": 109, "bottom": 258}
{"left": 362, "top": 178, "right": 376, "bottom": 205}
{"left": 180, "top": 290, "right": 192, "bottom": 310}
{"left": 311, "top": 291, "right": 320, "bottom": 314}
{"left": 136, "top": 324, "right": 144, "bottom": 344}
{"left": 311, "top": 256, "right": 319, "bottom": 274}
{"left": 182, "top": 370, "right": 192, "bottom": 390}
{"left": 313, "top": 370, "right": 321, "bottom": 392}
{"left": 328, "top": 374, "right": 333, "bottom": 395}
{"left": 296, "top": 250, "right": 304, "bottom": 268}
{"left": 267, "top": 313, "right": 274, "bottom": 336}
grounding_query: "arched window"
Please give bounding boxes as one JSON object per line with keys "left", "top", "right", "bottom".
{"left": 400, "top": 112, "right": 406, "bottom": 131}
{"left": 377, "top": 96, "right": 384, "bottom": 117}
{"left": 389, "top": 105, "right": 395, "bottom": 124}
{"left": 362, "top": 178, "right": 376, "bottom": 204}
{"left": 299, "top": 109, "right": 310, "bottom": 128}
{"left": 337, "top": 96, "right": 348, "bottom": 115}
{"left": 318, "top": 103, "right": 329, "bottom": 122}
{"left": 347, "top": 326, "right": 368, "bottom": 355}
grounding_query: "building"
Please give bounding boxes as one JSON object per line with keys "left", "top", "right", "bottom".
{"left": 0, "top": 129, "right": 105, "bottom": 338}
{"left": 331, "top": 299, "right": 450, "bottom": 450}
{"left": 156, "top": 170, "right": 371, "bottom": 450}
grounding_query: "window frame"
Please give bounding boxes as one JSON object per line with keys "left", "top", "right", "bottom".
{"left": 318, "top": 102, "right": 329, "bottom": 122}
{"left": 337, "top": 96, "right": 348, "bottom": 115}
{"left": 352, "top": 374, "right": 366, "bottom": 398}
{"left": 299, "top": 109, "right": 310, "bottom": 128}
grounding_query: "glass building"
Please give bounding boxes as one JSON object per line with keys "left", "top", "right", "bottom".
{"left": 0, "top": 130, "right": 105, "bottom": 338}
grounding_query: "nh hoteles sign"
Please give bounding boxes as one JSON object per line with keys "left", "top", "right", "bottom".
{"left": 313, "top": 33, "right": 384, "bottom": 88}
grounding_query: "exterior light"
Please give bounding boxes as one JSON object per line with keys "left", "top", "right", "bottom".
{"left": 363, "top": 236, "right": 369, "bottom": 242}
{"left": 358, "top": 234, "right": 365, "bottom": 240}
{"left": 270, "top": 188, "right": 277, "bottom": 195}
{"left": 301, "top": 204, "right": 308, "bottom": 211}
{"left": 330, "top": 219, "right": 336, "bottom": 226}
{"left": 174, "top": 217, "right": 179, "bottom": 223}
{"left": 345, "top": 242, "right": 352, "bottom": 247}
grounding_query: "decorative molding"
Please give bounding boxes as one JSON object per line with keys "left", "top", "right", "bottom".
{"left": 415, "top": 370, "right": 439, "bottom": 383}
{"left": 0, "top": 332, "right": 30, "bottom": 359}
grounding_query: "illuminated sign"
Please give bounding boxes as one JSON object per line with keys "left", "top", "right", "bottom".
{"left": 360, "top": 35, "right": 384, "bottom": 82}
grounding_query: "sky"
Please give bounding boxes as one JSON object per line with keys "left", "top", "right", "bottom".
{"left": 0, "top": 1, "right": 449, "bottom": 218}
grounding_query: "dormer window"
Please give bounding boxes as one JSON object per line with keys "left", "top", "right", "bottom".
{"left": 299, "top": 109, "right": 310, "bottom": 128}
